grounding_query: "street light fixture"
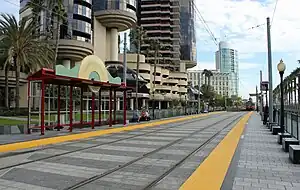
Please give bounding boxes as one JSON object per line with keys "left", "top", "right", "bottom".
{"left": 277, "top": 59, "right": 286, "bottom": 133}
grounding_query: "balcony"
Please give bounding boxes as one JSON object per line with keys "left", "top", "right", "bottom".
{"left": 169, "top": 72, "right": 187, "bottom": 80}
{"left": 172, "top": 93, "right": 180, "bottom": 100}
{"left": 139, "top": 73, "right": 151, "bottom": 81}
{"left": 178, "top": 80, "right": 187, "bottom": 86}
{"left": 171, "top": 86, "right": 179, "bottom": 92}
{"left": 155, "top": 84, "right": 171, "bottom": 91}
{"left": 179, "top": 87, "right": 187, "bottom": 93}
{"left": 162, "top": 78, "right": 178, "bottom": 84}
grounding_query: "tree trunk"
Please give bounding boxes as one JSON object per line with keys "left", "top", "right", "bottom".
{"left": 4, "top": 65, "right": 9, "bottom": 109}
{"left": 135, "top": 45, "right": 140, "bottom": 110}
{"left": 15, "top": 57, "right": 20, "bottom": 114}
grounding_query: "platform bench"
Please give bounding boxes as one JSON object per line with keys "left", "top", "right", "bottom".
{"left": 289, "top": 145, "right": 300, "bottom": 164}
{"left": 270, "top": 124, "right": 278, "bottom": 132}
{"left": 282, "top": 138, "right": 299, "bottom": 152}
{"left": 272, "top": 126, "right": 281, "bottom": 135}
{"left": 277, "top": 133, "right": 292, "bottom": 144}
{"left": 267, "top": 122, "right": 277, "bottom": 129}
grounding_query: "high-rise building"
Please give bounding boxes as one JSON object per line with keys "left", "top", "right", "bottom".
{"left": 215, "top": 41, "right": 239, "bottom": 97}
{"left": 179, "top": 0, "right": 196, "bottom": 69}
{"left": 20, "top": 0, "right": 137, "bottom": 67}
{"left": 20, "top": 0, "right": 94, "bottom": 67}
{"left": 17, "top": 0, "right": 137, "bottom": 108}
{"left": 135, "top": 0, "right": 181, "bottom": 71}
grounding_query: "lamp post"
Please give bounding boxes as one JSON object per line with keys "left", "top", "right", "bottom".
{"left": 277, "top": 59, "right": 286, "bottom": 133}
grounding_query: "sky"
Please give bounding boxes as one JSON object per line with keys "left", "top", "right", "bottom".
{"left": 192, "top": 0, "right": 300, "bottom": 99}
{"left": 1, "top": 0, "right": 300, "bottom": 99}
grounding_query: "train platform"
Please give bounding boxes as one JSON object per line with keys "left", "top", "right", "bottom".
{"left": 0, "top": 111, "right": 259, "bottom": 190}
{"left": 226, "top": 112, "right": 300, "bottom": 190}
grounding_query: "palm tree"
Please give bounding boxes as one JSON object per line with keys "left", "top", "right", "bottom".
{"left": 202, "top": 69, "right": 213, "bottom": 86}
{"left": 0, "top": 14, "right": 54, "bottom": 113}
{"left": 26, "top": 0, "right": 44, "bottom": 34}
{"left": 129, "top": 27, "right": 147, "bottom": 110}
{"left": 52, "top": 1, "right": 67, "bottom": 68}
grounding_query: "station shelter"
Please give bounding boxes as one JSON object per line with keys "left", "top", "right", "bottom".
{"left": 27, "top": 55, "right": 128, "bottom": 135}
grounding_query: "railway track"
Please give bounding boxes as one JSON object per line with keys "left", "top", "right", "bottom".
{"left": 0, "top": 112, "right": 229, "bottom": 170}
{"left": 64, "top": 113, "right": 245, "bottom": 190}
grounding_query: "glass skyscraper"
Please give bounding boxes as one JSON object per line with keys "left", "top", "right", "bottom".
{"left": 180, "top": 0, "right": 196, "bottom": 63}
{"left": 215, "top": 41, "right": 239, "bottom": 97}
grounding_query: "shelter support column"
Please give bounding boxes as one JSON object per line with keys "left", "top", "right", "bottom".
{"left": 99, "top": 89, "right": 102, "bottom": 126}
{"left": 109, "top": 88, "right": 113, "bottom": 127}
{"left": 123, "top": 90, "right": 127, "bottom": 126}
{"left": 57, "top": 85, "right": 61, "bottom": 131}
{"left": 80, "top": 87, "right": 83, "bottom": 126}
{"left": 92, "top": 92, "right": 95, "bottom": 129}
{"left": 27, "top": 81, "right": 31, "bottom": 134}
{"left": 41, "top": 81, "right": 45, "bottom": 135}
{"left": 69, "top": 86, "right": 73, "bottom": 132}
{"left": 114, "top": 90, "right": 116, "bottom": 123}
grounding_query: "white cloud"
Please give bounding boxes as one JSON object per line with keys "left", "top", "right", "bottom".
{"left": 195, "top": 0, "right": 300, "bottom": 54}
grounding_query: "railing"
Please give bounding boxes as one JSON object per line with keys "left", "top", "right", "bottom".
{"left": 273, "top": 106, "right": 300, "bottom": 140}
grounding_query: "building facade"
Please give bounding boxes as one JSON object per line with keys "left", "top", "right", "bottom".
{"left": 135, "top": 0, "right": 181, "bottom": 71}
{"left": 16, "top": 0, "right": 137, "bottom": 108}
{"left": 187, "top": 69, "right": 230, "bottom": 97}
{"left": 215, "top": 41, "right": 239, "bottom": 97}
{"left": 179, "top": 0, "right": 196, "bottom": 69}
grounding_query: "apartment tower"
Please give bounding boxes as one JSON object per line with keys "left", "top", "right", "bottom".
{"left": 136, "top": 0, "right": 181, "bottom": 71}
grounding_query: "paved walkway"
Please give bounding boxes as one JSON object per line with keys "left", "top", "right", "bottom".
{"left": 228, "top": 113, "right": 300, "bottom": 190}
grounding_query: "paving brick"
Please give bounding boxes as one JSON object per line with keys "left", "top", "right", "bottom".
{"left": 229, "top": 113, "right": 300, "bottom": 190}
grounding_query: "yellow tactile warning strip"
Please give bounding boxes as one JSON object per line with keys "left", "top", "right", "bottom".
{"left": 0, "top": 112, "right": 224, "bottom": 153}
{"left": 180, "top": 111, "right": 253, "bottom": 190}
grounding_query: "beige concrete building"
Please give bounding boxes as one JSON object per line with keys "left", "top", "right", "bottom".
{"left": 119, "top": 54, "right": 188, "bottom": 109}
{"left": 188, "top": 69, "right": 230, "bottom": 97}
{"left": 136, "top": 0, "right": 181, "bottom": 71}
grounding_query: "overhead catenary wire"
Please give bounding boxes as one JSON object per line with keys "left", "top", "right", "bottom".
{"left": 191, "top": 0, "right": 218, "bottom": 45}
{"left": 271, "top": 0, "right": 279, "bottom": 27}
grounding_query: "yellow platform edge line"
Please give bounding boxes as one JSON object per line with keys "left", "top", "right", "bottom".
{"left": 179, "top": 111, "right": 253, "bottom": 190}
{"left": 0, "top": 111, "right": 224, "bottom": 153}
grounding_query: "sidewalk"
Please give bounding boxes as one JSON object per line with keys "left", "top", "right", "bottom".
{"left": 224, "top": 112, "right": 300, "bottom": 190}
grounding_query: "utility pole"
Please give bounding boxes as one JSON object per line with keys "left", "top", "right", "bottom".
{"left": 267, "top": 17, "right": 273, "bottom": 122}
{"left": 152, "top": 40, "right": 159, "bottom": 119}
{"left": 123, "top": 34, "right": 127, "bottom": 126}
{"left": 260, "top": 70, "right": 263, "bottom": 120}
{"left": 198, "top": 72, "right": 201, "bottom": 113}
{"left": 256, "top": 85, "right": 259, "bottom": 112}
{"left": 135, "top": 27, "right": 141, "bottom": 111}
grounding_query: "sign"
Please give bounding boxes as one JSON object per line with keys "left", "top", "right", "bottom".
{"left": 260, "top": 81, "right": 269, "bottom": 91}
{"left": 249, "top": 93, "right": 258, "bottom": 96}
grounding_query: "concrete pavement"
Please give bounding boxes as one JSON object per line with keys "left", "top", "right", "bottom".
{"left": 0, "top": 112, "right": 243, "bottom": 190}
{"left": 227, "top": 113, "right": 300, "bottom": 190}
